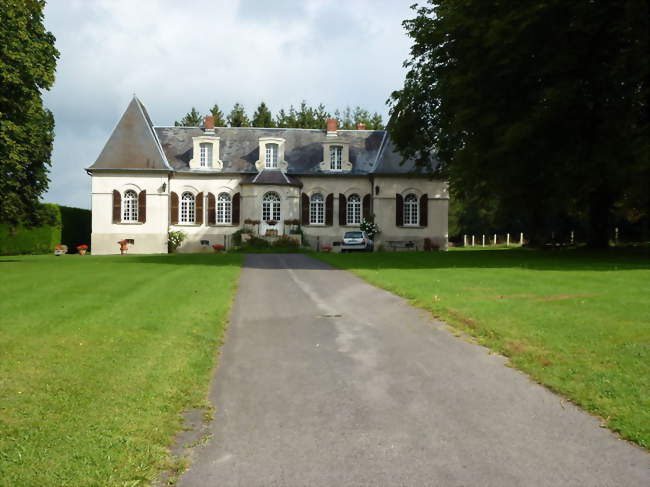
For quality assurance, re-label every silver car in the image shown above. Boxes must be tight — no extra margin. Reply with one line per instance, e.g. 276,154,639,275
341,231,373,252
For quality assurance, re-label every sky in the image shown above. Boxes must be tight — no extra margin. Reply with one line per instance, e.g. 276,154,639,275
42,0,415,209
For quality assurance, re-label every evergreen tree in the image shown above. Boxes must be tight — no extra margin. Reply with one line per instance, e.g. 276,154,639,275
174,107,202,126
227,103,250,127
389,0,649,247
252,101,275,127
368,113,384,130
0,0,59,226
314,103,330,129
209,104,226,126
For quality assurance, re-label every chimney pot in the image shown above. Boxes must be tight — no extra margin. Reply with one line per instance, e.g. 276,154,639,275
326,118,338,135
356,123,366,130
204,115,215,131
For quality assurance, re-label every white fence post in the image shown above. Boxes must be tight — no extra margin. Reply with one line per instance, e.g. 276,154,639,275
494,233,497,246
615,227,619,245
482,234,485,247
506,233,510,246
570,230,574,244
520,232,524,245
464,234,468,247
472,235,475,247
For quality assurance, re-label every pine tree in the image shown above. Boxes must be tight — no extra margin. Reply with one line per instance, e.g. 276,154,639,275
227,103,250,127
174,107,202,126
252,101,275,127
209,104,226,126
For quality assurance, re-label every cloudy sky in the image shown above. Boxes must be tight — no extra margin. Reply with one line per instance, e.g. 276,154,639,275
42,0,415,209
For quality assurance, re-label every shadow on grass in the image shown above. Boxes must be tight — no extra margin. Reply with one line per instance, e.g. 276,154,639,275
90,247,650,272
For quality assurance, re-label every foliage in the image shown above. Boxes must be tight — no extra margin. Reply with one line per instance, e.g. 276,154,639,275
252,101,275,127
360,216,380,240
316,248,650,449
272,235,300,249
389,0,649,248
231,229,244,246
0,0,59,227
174,107,202,126
209,103,226,127
227,102,250,127
0,222,60,255
59,205,91,253
0,253,241,484
167,230,186,253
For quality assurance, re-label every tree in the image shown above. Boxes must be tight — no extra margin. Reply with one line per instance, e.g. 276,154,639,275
389,1,649,247
209,104,226,127
174,107,202,126
252,101,275,127
0,0,59,226
227,103,250,127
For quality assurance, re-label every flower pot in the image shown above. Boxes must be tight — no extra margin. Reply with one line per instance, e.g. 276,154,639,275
78,249,87,256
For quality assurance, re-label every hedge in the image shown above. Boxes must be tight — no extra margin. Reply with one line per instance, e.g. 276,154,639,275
60,206,91,253
0,218,62,256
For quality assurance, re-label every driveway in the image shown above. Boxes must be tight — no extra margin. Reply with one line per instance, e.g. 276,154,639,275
179,253,648,486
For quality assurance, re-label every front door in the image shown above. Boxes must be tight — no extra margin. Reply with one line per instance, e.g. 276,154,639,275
261,191,283,236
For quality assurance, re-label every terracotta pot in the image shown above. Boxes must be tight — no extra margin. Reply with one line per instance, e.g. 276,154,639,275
78,249,87,256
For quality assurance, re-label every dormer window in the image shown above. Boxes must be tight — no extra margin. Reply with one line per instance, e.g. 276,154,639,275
330,146,342,171
190,136,222,170
265,143,278,168
200,143,213,167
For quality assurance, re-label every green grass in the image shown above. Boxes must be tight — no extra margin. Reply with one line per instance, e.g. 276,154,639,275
315,248,650,449
0,253,242,486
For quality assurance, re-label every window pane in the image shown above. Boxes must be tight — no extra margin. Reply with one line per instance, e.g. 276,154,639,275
122,190,138,222
347,194,361,225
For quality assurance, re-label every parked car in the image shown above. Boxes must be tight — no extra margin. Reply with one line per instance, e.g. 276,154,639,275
341,231,373,252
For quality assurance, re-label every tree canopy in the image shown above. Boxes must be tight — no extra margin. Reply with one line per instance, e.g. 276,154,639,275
389,0,648,247
209,104,226,127
252,101,275,127
0,0,59,226
227,102,250,127
174,107,202,127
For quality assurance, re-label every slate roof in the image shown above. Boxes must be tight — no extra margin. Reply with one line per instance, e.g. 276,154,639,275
240,170,303,187
89,97,427,176
89,97,170,171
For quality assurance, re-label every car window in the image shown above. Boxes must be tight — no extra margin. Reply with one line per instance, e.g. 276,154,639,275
345,232,363,238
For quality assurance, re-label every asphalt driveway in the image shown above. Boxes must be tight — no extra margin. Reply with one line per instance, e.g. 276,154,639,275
179,253,648,486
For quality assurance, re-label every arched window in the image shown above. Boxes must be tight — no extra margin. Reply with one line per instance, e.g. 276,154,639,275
262,192,281,221
347,194,361,225
123,190,138,222
217,192,232,224
310,193,324,224
404,193,419,226
180,192,195,223
330,146,342,171
265,143,278,168
199,143,213,167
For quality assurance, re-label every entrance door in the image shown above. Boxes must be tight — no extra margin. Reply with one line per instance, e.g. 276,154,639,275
261,191,283,236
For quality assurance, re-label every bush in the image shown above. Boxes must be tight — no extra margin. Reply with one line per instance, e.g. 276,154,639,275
272,235,300,249
0,222,61,255
244,236,270,249
168,230,186,253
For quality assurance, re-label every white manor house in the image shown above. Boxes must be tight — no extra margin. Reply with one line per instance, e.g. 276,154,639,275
88,97,448,254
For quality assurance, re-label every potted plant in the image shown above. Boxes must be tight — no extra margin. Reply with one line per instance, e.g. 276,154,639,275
118,239,129,255
54,244,68,256
321,244,332,253
212,243,225,253
76,244,89,255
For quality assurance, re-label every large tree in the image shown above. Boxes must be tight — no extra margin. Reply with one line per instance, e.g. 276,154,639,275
0,0,59,226
174,107,202,126
251,101,275,127
389,0,648,247
227,102,250,127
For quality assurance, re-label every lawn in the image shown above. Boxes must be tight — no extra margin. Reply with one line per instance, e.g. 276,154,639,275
0,253,241,486
316,248,650,449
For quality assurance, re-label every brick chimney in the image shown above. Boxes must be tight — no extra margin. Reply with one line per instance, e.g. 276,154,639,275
204,115,215,133
356,123,366,130
326,118,338,136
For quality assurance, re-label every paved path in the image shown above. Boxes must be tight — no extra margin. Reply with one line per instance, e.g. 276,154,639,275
179,254,648,486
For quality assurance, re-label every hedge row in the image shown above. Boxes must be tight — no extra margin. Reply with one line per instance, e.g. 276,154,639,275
0,204,91,255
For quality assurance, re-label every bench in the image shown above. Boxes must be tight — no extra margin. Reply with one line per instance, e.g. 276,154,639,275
386,240,417,251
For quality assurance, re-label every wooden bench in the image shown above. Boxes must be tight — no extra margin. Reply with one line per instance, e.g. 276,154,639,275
386,240,417,251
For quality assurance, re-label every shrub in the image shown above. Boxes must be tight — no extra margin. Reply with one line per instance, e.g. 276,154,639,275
244,236,270,249
168,230,186,253
360,216,380,240
0,203,62,255
59,206,91,253
272,235,299,249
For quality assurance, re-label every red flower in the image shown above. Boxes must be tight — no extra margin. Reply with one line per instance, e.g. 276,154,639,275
212,244,225,250
77,244,89,250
